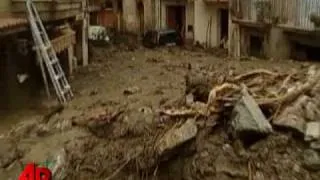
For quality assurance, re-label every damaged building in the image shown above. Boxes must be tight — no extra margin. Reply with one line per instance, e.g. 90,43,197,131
96,0,230,48
154,0,229,47
96,0,155,34
229,0,320,60
0,0,100,110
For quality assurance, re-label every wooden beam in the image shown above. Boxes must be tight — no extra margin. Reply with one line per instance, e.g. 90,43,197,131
68,45,74,75
82,0,89,66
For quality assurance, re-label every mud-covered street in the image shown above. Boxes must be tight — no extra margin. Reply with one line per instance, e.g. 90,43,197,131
1,45,320,180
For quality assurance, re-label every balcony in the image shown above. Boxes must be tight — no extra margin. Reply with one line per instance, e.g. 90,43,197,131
11,0,83,22
51,28,76,53
231,0,320,31
204,0,228,4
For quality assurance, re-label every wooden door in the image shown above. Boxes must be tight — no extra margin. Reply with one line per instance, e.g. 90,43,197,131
167,6,177,29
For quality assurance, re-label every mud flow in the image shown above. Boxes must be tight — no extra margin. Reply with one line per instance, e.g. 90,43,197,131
1,41,320,180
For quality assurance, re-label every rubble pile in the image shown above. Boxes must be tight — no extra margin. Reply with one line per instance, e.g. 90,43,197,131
37,66,320,179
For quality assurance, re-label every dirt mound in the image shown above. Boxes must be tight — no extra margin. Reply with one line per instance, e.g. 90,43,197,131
2,57,320,180
59,66,320,180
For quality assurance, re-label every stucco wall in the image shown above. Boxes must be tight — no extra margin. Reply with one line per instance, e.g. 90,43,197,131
122,0,140,33
122,0,154,34
144,0,154,32
194,1,219,47
186,1,194,40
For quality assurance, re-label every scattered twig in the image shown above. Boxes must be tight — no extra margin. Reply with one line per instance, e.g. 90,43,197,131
233,69,278,81
159,109,198,117
257,70,320,112
104,151,142,180
207,83,240,104
248,161,252,180
80,165,98,173
248,160,253,180
153,165,158,177
278,72,296,94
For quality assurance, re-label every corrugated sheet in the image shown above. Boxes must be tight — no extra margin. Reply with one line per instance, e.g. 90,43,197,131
233,0,320,30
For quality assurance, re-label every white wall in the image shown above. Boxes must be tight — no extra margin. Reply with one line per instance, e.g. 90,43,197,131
194,1,219,47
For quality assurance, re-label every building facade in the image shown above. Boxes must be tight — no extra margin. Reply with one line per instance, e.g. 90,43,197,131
154,0,229,47
0,0,100,110
229,0,320,60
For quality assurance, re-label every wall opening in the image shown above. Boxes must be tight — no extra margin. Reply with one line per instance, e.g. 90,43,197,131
249,35,264,58
219,9,229,49
137,2,144,34
291,42,320,61
104,0,113,9
166,5,186,40
117,0,123,32
90,12,98,25
0,43,7,110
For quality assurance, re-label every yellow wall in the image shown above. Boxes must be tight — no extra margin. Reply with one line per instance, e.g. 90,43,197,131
194,2,219,47
0,0,11,12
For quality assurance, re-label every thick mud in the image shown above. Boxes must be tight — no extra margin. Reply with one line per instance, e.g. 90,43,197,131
0,44,319,179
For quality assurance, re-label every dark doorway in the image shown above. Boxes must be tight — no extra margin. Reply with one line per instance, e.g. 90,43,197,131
166,5,186,40
0,43,7,110
249,35,264,58
219,9,229,48
291,42,320,61
137,2,144,34
90,12,98,25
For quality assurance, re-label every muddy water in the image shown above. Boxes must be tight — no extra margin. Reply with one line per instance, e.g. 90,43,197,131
0,110,40,134
0,92,49,135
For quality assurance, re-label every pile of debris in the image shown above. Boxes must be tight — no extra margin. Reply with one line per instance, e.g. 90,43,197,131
57,66,320,179
182,65,320,142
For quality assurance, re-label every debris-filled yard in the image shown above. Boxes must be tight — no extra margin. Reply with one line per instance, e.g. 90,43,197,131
1,42,320,180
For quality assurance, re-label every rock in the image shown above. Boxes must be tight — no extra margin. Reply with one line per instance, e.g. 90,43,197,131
185,66,216,102
155,119,197,155
123,86,140,95
304,99,320,121
303,149,320,170
310,141,320,150
185,93,194,106
215,154,248,178
305,122,320,142
89,89,98,96
293,164,301,173
0,139,20,169
231,87,273,136
273,95,308,134
253,171,265,180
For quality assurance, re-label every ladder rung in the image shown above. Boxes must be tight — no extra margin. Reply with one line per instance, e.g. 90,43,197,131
37,31,44,36
64,85,71,90
44,45,51,50
62,86,71,95
54,74,63,80
49,59,58,64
